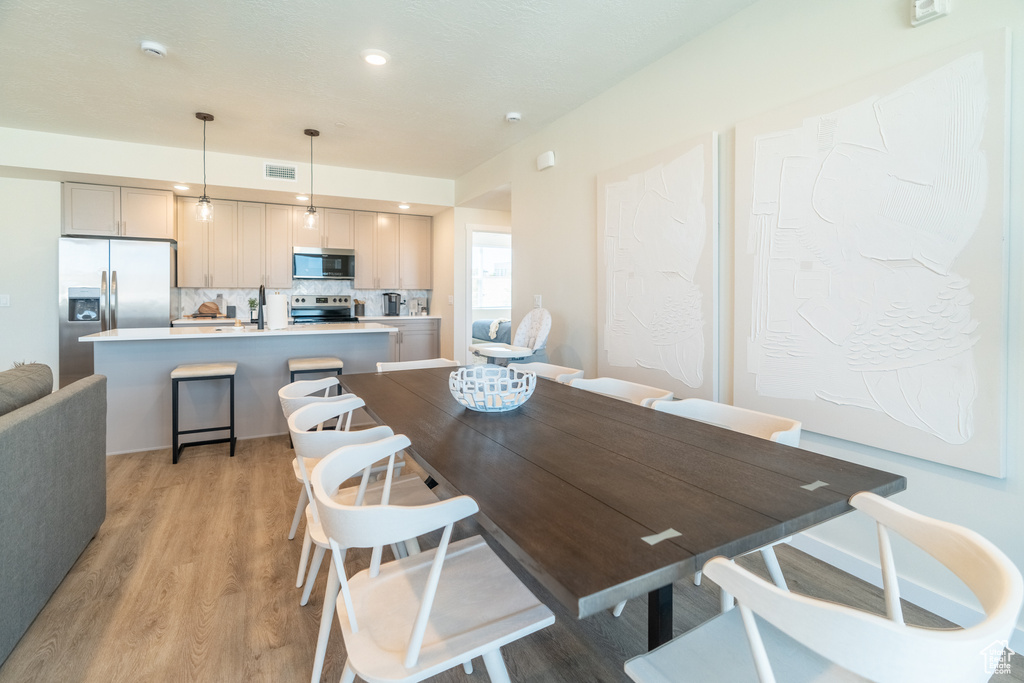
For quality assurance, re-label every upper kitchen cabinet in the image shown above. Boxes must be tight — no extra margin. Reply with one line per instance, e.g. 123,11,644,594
62,182,174,239
291,206,353,249
176,197,238,288
354,211,399,290
263,204,294,288
398,214,432,290
120,188,175,239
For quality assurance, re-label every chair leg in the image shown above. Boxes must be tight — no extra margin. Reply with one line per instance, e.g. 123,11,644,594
228,374,235,457
694,569,703,586
463,660,474,674
171,378,179,464
611,600,626,618
761,547,788,590
311,560,339,683
301,545,326,606
289,486,308,540
340,661,356,683
297,527,313,588
403,537,421,556
720,587,734,613
481,649,510,683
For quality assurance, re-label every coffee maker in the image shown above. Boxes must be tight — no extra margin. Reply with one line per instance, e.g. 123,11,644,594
382,292,401,316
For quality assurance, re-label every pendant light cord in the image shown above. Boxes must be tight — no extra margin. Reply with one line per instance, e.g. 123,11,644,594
202,119,208,197
309,134,314,209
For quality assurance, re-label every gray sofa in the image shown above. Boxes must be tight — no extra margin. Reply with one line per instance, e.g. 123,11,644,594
0,364,106,665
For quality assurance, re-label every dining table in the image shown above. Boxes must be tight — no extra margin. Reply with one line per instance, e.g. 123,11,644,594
341,367,907,650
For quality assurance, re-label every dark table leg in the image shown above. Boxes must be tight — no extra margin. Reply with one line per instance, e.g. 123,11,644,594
648,584,673,650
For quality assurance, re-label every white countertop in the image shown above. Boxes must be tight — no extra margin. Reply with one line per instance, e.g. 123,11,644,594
81,321,397,342
359,315,441,321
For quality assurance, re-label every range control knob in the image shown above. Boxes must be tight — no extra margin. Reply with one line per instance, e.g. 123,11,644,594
300,297,306,303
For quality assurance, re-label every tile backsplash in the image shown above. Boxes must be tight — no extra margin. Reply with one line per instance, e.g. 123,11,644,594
179,281,431,318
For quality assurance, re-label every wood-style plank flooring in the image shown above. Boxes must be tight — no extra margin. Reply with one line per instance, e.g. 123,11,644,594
1,435,1020,682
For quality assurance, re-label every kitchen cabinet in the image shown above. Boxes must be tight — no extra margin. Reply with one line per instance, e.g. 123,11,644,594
389,318,440,361
354,211,399,289
398,214,432,289
291,207,353,249
63,182,174,239
264,205,293,288
176,198,238,287
238,202,266,287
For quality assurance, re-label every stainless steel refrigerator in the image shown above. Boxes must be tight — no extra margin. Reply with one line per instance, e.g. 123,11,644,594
59,237,177,388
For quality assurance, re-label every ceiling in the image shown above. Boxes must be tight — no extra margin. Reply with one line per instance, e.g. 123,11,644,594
0,0,758,180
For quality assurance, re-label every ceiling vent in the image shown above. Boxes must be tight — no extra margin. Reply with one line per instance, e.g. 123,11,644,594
264,162,297,181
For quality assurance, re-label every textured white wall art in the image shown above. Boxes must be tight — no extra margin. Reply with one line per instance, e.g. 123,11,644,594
734,31,1009,476
597,133,718,400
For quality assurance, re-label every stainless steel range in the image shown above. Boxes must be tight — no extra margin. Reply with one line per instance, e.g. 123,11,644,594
290,294,358,324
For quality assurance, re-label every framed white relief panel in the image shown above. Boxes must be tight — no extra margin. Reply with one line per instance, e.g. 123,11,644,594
597,132,718,401
734,30,1009,476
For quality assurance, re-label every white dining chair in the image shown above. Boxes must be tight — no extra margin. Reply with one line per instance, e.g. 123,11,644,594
508,361,583,383
625,491,1024,683
470,308,553,364
653,398,801,594
377,358,460,372
278,377,404,541
311,434,556,683
569,376,673,407
290,402,439,683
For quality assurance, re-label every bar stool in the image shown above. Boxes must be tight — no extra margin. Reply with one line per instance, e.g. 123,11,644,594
171,362,237,464
288,357,344,386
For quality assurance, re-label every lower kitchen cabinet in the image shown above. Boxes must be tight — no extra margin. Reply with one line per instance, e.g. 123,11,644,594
389,319,440,361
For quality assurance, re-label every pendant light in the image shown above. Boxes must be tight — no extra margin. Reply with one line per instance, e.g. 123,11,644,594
303,128,320,230
195,112,214,222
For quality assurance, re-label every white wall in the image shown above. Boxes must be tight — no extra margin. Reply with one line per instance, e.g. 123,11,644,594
432,207,456,357
456,0,1024,636
0,178,61,380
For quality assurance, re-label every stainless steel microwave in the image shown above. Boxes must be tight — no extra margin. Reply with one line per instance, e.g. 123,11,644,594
292,247,355,280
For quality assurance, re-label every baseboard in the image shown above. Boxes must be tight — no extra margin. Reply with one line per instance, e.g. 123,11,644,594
789,534,1024,652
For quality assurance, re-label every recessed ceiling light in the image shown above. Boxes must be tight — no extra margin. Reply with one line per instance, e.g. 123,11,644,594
296,195,309,202
140,40,167,58
398,203,410,210
173,184,190,191
361,49,390,66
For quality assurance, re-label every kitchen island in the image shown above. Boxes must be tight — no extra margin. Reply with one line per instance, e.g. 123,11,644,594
81,322,397,455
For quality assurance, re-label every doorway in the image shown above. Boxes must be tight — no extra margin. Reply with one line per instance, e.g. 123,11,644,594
467,228,512,362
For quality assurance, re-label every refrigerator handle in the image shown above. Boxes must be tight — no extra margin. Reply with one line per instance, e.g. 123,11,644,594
100,270,109,332
111,270,118,330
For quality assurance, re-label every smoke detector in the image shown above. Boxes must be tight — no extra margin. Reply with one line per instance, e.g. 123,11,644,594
140,41,167,58
505,112,522,123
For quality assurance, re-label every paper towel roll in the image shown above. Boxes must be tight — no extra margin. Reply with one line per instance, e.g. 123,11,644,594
266,294,289,330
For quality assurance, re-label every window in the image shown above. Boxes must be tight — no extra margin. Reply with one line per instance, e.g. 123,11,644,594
471,232,511,310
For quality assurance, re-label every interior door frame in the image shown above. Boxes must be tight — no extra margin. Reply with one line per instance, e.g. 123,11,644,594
463,224,511,363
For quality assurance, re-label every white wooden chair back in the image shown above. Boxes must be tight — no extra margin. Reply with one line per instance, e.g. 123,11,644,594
512,308,552,351
311,435,481,668
652,398,802,447
508,361,583,383
288,400,395,527
569,377,673,407
376,358,460,372
704,492,1024,683
278,376,345,427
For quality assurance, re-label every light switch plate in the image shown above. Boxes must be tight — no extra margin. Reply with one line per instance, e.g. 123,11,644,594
448,295,454,305
534,294,542,308
0,294,9,307
911,0,950,26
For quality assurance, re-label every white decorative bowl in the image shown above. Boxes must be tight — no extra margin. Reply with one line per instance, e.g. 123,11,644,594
449,365,536,412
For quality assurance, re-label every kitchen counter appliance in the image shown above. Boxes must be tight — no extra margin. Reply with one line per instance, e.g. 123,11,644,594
290,294,358,324
383,292,401,316
59,237,177,388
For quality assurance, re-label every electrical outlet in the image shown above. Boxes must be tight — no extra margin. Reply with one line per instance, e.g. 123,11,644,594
534,294,542,308
0,294,9,307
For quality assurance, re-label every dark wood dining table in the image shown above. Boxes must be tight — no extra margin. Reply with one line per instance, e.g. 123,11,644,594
342,367,907,650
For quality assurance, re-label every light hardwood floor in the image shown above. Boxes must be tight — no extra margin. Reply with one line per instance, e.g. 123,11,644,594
1,436,1020,682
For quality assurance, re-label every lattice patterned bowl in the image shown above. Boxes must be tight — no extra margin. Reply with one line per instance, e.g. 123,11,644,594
449,365,536,412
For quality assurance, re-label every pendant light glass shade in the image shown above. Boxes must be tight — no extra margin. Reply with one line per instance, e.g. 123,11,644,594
196,196,214,222
195,112,215,223
304,206,318,230
302,128,320,230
